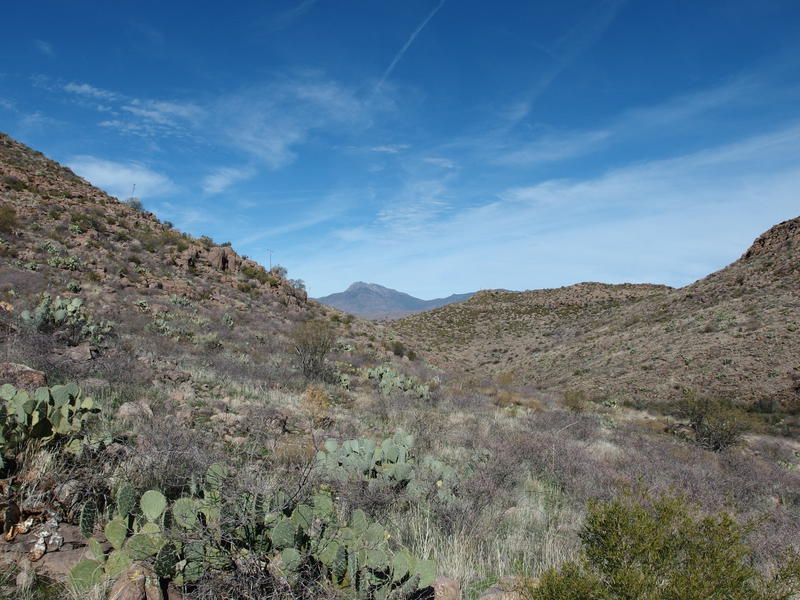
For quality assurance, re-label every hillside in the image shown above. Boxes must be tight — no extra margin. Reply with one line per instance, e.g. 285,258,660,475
316,281,474,320
0,131,362,391
393,222,800,420
1,133,799,600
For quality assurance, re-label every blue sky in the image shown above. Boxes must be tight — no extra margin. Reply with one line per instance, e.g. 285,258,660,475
2,1,800,298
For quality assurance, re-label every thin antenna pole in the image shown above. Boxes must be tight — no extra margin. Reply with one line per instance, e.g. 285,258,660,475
131,183,136,198
266,248,273,269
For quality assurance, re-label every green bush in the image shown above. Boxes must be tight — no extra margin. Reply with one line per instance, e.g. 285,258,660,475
527,490,800,600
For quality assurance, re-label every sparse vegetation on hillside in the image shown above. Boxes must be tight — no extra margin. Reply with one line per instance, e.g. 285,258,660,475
1,133,799,600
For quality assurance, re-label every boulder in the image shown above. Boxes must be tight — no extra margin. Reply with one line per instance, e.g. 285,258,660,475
108,562,162,600
117,401,154,420
433,576,461,600
477,577,538,600
0,363,47,389
207,246,242,272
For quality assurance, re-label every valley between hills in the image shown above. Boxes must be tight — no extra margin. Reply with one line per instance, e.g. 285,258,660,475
1,132,799,599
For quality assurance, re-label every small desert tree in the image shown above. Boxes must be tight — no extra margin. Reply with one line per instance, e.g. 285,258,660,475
291,319,336,380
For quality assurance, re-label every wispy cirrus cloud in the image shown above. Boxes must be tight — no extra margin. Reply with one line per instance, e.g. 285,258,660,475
66,155,177,200
216,76,377,169
202,166,256,194
422,157,456,169
369,144,409,154
64,82,118,100
495,129,611,166
33,40,54,57
296,122,800,297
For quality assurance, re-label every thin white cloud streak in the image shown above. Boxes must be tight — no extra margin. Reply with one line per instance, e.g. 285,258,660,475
422,157,456,169
489,76,763,167
495,130,611,166
369,144,410,154
236,194,356,247
376,0,446,91
66,156,177,200
512,0,627,120
269,0,320,31
297,123,800,297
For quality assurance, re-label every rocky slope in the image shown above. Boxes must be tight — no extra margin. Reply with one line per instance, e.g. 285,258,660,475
0,132,375,390
316,281,473,320
393,219,800,417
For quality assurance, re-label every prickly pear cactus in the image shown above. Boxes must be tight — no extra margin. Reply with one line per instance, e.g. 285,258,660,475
79,500,97,538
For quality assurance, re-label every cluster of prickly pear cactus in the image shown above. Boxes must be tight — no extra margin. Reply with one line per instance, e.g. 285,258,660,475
365,365,431,401
20,294,113,344
0,383,100,468
72,461,436,598
316,432,463,510
316,432,416,488
70,484,173,590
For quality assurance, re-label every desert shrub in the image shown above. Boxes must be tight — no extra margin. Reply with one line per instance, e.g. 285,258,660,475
69,212,103,233
679,391,751,451
0,204,18,233
291,319,336,381
2,175,27,191
563,389,588,412
387,340,407,357
271,264,288,278
241,264,275,286
527,489,800,600
302,383,331,425
123,197,143,211
289,278,306,291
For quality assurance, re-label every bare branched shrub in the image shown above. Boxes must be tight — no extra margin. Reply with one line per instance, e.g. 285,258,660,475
679,391,752,451
114,417,219,498
290,319,336,380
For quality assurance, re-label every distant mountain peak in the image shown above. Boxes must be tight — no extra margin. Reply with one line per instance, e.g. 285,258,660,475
316,282,474,320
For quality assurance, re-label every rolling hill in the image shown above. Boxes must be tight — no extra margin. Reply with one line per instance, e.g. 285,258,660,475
393,218,800,417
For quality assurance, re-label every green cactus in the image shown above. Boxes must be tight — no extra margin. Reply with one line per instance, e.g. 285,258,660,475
80,501,97,538
271,517,296,549
104,550,132,579
68,559,104,591
116,484,136,518
172,497,199,530
20,294,112,345
125,530,164,560
140,490,167,522
105,518,128,550
154,542,179,578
